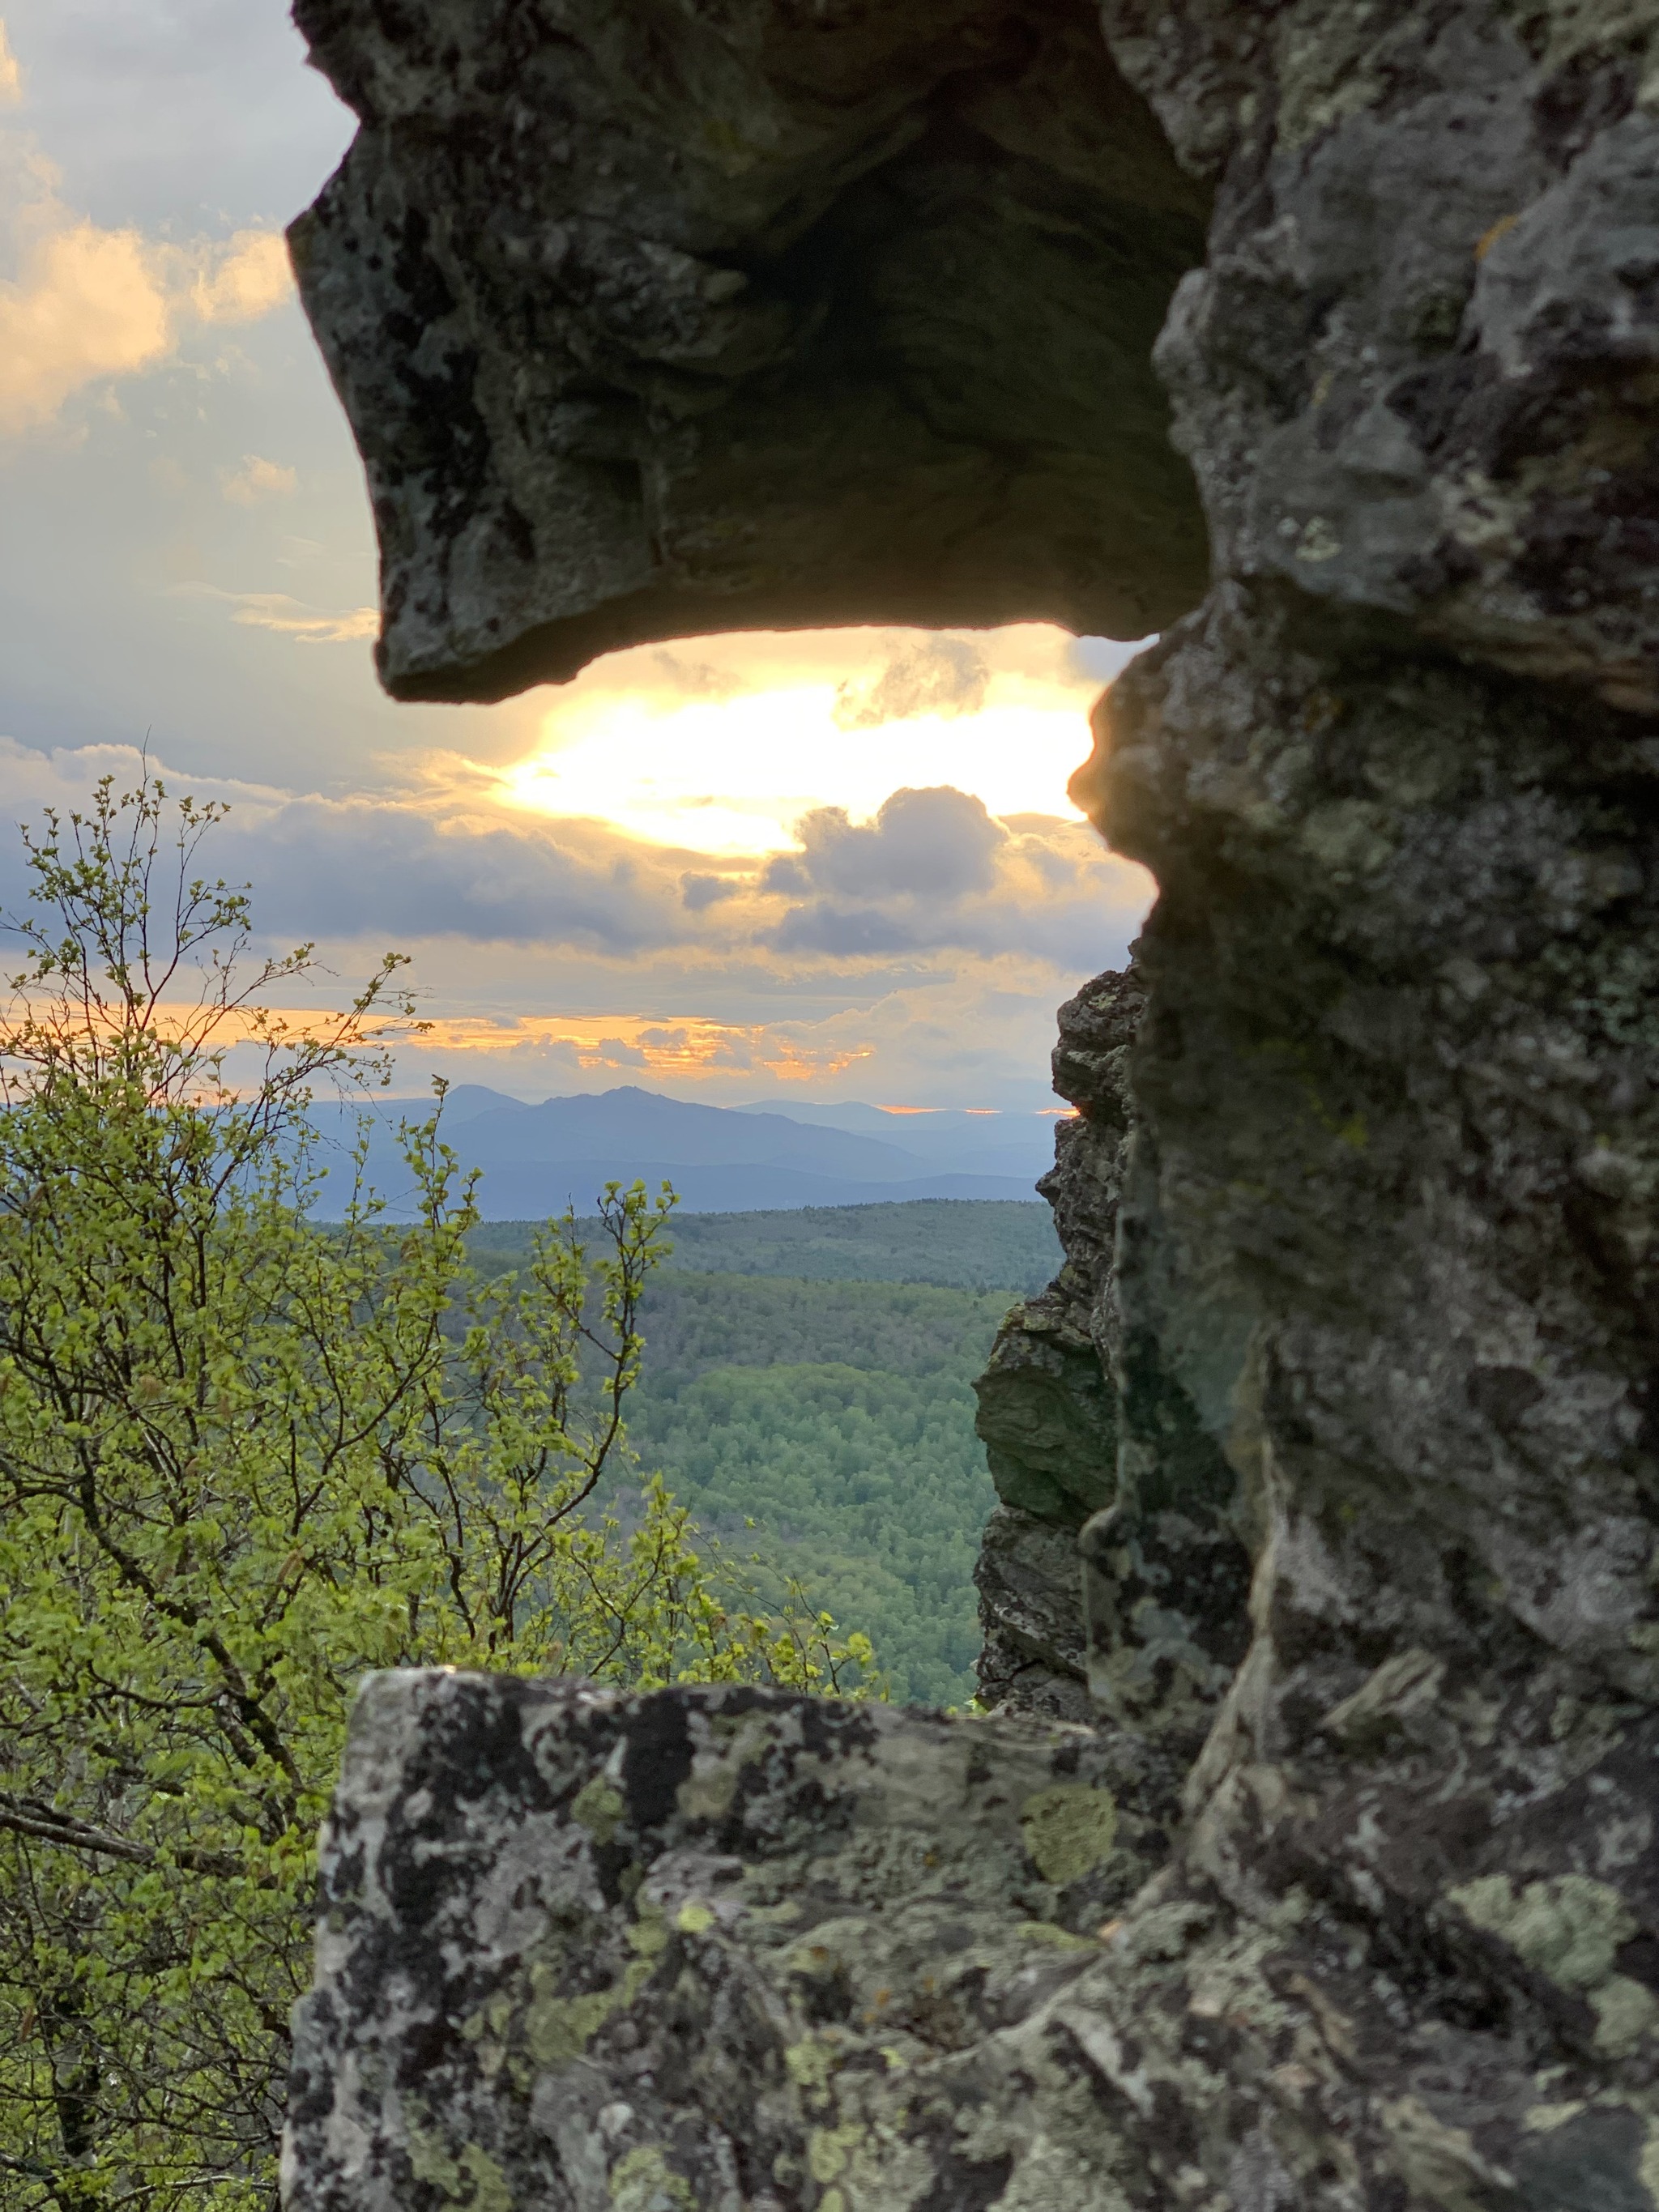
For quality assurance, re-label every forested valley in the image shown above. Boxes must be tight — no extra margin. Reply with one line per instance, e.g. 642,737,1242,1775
482,1257,1051,1706
471,1208,1059,1704
0,777,1053,2206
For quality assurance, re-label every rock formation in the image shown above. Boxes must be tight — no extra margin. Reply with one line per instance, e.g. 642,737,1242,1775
973,965,1252,1775
288,0,1209,699
285,1,1659,2205
284,1671,1183,2212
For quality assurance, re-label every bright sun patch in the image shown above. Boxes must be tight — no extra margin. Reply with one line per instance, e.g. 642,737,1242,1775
490,624,1133,854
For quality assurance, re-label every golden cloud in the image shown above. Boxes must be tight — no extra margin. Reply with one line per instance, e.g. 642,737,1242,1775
189,231,293,326
0,212,173,436
228,593,377,642
0,175,295,438
169,586,377,642
490,624,1118,852
0,20,23,105
128,1003,874,1092
394,1012,875,1086
220,454,299,505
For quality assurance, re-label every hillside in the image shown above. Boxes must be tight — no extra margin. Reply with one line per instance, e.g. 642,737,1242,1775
459,1211,1060,1703
467,1196,1060,1294
301,1085,1058,1217
617,1272,1013,1706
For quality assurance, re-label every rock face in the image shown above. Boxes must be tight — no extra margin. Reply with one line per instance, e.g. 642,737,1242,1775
284,1671,1183,2212
284,1,1659,2206
973,965,1252,1770
288,0,1209,700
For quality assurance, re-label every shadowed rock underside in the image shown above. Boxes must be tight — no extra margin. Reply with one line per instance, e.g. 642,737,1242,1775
288,0,1210,699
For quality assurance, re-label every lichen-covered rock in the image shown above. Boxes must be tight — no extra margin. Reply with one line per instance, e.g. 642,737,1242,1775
1060,6,1659,2201
1096,0,1659,718
968,969,1141,1714
288,1666,1659,2211
973,1505,1095,1724
971,1291,1117,1529
287,0,1209,700
971,965,1247,1747
281,1671,1179,2212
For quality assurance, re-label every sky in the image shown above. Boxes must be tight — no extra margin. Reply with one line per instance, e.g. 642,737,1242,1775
0,1,1156,1111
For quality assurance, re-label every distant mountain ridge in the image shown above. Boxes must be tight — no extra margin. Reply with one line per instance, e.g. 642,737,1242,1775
301,1084,1057,1219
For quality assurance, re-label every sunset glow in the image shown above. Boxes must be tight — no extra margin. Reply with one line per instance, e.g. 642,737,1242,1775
173,1006,881,1089
488,625,1120,855
0,0,1154,1111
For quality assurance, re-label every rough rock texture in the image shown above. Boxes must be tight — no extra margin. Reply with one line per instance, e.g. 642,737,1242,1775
288,0,1209,700
284,1,1659,2206
1059,5,1659,2199
969,971,1133,1722
283,1671,1184,2211
973,965,1252,1762
973,1505,1095,1724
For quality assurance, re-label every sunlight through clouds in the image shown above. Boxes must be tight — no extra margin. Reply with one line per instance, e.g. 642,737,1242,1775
0,734,1154,1106
0,0,1158,1110
493,624,1128,854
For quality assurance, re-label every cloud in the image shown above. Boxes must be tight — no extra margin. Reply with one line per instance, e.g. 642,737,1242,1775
493,621,1126,851
221,454,297,505
213,798,695,953
0,738,1155,1108
761,786,1148,969
190,230,293,325
780,786,1004,901
0,739,1153,979
0,737,703,957
680,872,741,912
0,166,294,438
172,586,377,642
0,20,22,106
832,637,988,730
0,204,173,437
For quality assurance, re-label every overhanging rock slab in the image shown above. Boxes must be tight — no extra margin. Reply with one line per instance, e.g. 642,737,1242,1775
288,0,1210,699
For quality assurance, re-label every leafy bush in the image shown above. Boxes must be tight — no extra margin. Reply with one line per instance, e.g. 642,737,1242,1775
0,778,872,2210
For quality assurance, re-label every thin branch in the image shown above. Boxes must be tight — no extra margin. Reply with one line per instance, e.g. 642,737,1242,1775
0,1796,240,1877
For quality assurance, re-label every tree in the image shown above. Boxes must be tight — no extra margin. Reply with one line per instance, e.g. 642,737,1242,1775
0,775,873,2210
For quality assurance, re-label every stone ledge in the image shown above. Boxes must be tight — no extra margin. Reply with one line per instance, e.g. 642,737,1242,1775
282,1670,1178,2211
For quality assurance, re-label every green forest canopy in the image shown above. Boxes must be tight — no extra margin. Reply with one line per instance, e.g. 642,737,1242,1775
604,1262,1034,1706
469,1208,1060,1704
467,1196,1060,1293
0,778,877,2210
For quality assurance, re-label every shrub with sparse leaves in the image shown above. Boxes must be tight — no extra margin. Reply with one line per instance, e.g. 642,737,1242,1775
0,777,875,2210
